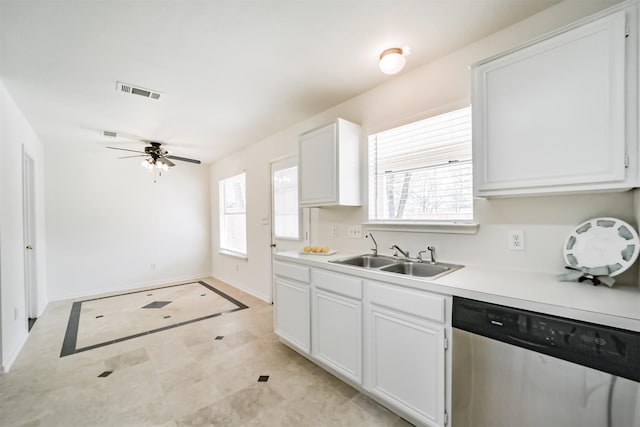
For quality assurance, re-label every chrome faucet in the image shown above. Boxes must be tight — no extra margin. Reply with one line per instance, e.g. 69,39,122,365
427,246,436,264
418,246,437,264
390,244,410,259
366,232,378,256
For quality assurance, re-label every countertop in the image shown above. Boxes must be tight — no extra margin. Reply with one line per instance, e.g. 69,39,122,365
275,251,640,332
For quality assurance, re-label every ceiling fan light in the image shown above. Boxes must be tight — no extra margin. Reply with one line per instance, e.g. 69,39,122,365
141,159,149,168
379,47,407,75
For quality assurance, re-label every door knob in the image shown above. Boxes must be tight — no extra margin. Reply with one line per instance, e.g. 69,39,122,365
270,244,276,248
26,245,33,250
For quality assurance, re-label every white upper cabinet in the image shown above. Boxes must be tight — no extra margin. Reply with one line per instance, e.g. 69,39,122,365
299,118,361,207
473,6,638,197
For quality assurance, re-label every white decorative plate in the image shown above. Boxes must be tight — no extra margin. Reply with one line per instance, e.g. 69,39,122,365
563,217,639,277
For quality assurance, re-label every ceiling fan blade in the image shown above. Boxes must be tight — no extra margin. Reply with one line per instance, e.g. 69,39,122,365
159,157,175,167
106,146,146,154
118,155,148,159
166,155,201,164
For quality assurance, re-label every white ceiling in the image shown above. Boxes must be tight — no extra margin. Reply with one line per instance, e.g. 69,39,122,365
0,0,562,164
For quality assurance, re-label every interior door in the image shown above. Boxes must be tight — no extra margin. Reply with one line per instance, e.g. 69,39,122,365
22,150,38,325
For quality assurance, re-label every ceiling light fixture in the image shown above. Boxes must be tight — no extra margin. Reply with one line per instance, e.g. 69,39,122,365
378,47,411,75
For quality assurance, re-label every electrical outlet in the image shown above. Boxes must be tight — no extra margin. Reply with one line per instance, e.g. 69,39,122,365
150,263,156,270
331,225,338,237
348,225,362,238
508,230,526,251
14,307,18,320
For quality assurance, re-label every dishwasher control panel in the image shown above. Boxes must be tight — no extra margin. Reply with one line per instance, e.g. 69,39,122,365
453,297,640,382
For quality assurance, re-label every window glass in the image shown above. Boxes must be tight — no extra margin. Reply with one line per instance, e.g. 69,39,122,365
368,106,473,222
219,172,247,255
273,166,300,239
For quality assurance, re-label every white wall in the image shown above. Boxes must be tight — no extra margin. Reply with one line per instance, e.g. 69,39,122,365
0,80,48,371
45,142,211,300
210,0,639,301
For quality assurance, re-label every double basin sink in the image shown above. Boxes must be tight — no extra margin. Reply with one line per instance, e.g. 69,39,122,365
329,254,463,279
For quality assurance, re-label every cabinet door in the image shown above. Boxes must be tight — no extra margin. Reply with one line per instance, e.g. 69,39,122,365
366,304,446,427
299,123,337,206
274,278,310,354
473,11,628,196
312,288,362,384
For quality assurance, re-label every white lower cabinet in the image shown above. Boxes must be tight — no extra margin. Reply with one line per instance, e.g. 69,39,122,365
273,261,311,354
311,269,363,384
364,281,448,427
273,259,450,427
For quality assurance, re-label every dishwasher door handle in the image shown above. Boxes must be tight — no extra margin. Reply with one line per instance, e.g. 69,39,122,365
507,335,553,350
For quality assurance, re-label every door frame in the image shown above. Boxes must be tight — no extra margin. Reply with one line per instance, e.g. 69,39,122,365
269,155,310,301
22,148,38,324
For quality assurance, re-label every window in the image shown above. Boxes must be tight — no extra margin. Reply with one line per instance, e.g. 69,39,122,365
368,106,473,222
273,166,300,239
219,172,247,256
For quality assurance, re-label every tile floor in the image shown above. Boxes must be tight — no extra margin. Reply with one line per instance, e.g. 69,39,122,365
0,277,413,426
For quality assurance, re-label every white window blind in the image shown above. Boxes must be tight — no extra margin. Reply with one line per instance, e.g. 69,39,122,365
273,166,300,239
219,172,247,255
368,106,473,222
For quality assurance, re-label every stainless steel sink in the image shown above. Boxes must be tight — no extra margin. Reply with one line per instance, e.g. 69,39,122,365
379,261,463,278
330,254,463,279
329,254,397,269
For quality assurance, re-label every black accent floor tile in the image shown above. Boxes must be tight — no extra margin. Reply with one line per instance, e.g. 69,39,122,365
163,315,171,319
201,294,206,296
258,375,269,382
142,301,171,309
95,315,104,319
98,371,113,378
215,335,224,340
60,281,249,358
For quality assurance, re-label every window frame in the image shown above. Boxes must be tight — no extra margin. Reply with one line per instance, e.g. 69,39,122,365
219,172,248,257
366,106,478,234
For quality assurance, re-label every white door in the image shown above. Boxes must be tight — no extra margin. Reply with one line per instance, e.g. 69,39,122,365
270,156,309,253
22,150,38,324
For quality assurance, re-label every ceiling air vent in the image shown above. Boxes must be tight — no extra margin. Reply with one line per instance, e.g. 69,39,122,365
116,81,163,101
103,130,118,138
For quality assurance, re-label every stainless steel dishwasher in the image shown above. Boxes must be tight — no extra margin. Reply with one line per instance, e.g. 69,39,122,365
452,297,640,427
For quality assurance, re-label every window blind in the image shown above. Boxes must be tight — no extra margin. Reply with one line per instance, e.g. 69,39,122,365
368,106,473,221
219,172,247,255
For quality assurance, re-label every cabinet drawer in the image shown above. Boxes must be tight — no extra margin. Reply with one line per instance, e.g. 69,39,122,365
367,281,445,324
312,269,362,300
274,261,310,283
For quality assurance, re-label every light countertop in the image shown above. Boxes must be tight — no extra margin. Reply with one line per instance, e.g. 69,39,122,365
275,251,640,332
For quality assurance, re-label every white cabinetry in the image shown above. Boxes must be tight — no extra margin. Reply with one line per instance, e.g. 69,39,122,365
299,118,361,207
273,261,311,353
473,7,638,197
364,281,448,427
311,269,362,384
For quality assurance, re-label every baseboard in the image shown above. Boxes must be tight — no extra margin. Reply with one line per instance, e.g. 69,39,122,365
2,330,29,373
210,272,271,303
48,273,210,302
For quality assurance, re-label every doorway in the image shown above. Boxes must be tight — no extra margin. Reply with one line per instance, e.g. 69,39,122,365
269,156,310,297
22,149,38,331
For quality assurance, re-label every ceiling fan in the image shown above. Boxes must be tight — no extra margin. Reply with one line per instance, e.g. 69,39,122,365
105,135,201,172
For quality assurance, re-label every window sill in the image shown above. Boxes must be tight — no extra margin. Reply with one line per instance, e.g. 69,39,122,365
219,249,248,260
363,221,479,235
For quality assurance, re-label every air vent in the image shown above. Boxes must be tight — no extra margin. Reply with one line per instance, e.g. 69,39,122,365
103,130,117,138
116,81,163,101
